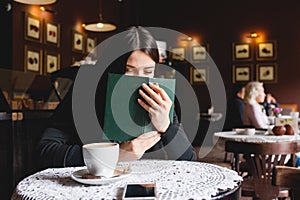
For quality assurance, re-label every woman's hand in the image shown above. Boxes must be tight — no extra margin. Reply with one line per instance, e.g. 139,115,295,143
118,131,161,161
138,82,172,133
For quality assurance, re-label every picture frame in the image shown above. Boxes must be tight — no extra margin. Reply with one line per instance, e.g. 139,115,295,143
156,40,167,62
24,12,42,43
257,41,277,60
256,63,278,83
86,37,97,55
72,31,85,53
171,47,185,61
24,45,42,74
44,50,60,75
44,20,60,47
190,67,208,84
232,43,251,61
232,64,253,83
191,44,209,62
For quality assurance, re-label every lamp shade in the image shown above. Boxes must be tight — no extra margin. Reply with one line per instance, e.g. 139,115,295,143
84,22,116,32
14,0,56,5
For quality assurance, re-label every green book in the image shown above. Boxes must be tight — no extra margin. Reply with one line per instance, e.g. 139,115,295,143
103,73,176,142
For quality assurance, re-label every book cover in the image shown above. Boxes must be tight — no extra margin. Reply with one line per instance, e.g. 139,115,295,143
103,73,176,142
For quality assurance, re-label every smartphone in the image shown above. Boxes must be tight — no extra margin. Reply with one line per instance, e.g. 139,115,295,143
122,183,156,200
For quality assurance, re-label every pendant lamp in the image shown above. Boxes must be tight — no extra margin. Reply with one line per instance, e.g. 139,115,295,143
84,0,116,32
14,0,56,5
84,13,116,32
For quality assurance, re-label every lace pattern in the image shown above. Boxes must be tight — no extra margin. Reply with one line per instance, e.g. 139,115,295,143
11,160,242,200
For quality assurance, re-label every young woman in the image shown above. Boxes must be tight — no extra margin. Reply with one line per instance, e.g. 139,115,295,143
242,81,269,129
38,26,196,168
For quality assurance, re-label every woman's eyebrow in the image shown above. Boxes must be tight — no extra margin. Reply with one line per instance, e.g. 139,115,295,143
126,64,155,68
126,64,136,68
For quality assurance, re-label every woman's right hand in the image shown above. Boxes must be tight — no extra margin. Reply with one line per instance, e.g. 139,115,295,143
118,131,161,161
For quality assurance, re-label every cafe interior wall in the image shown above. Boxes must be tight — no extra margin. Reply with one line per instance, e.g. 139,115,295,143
3,0,300,112
136,0,300,113
6,0,135,100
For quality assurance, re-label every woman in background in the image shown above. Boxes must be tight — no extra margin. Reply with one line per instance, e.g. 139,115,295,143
243,81,268,129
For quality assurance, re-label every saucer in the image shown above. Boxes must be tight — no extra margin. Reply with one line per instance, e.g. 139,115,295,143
71,166,131,185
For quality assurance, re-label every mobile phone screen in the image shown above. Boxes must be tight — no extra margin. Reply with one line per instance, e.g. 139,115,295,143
123,183,156,199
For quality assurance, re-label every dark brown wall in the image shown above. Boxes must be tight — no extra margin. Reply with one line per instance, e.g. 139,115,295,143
137,0,300,110
12,0,135,72
8,0,300,110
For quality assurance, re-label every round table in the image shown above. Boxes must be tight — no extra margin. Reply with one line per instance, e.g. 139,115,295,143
213,131,300,160
11,159,242,200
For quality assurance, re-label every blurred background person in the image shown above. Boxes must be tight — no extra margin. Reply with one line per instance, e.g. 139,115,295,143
262,93,280,116
243,81,268,129
223,83,245,131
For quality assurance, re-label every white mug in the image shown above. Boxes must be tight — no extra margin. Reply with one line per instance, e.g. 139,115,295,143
290,111,299,119
82,142,119,177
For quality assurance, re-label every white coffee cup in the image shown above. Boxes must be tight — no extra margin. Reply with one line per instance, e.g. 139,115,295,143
82,142,119,177
290,111,299,119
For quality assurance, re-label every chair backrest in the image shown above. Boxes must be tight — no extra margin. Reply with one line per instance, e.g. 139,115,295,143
273,166,300,200
280,103,298,115
225,141,299,199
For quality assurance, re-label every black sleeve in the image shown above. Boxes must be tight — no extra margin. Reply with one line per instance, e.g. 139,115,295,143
38,128,84,168
160,113,197,161
38,86,84,168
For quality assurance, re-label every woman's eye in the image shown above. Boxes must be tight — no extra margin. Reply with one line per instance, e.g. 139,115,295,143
144,70,153,74
126,68,134,72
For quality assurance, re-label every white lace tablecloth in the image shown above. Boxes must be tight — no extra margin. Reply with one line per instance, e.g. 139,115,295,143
213,131,300,154
11,160,242,200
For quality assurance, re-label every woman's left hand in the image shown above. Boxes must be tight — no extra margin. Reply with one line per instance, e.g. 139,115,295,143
138,82,172,133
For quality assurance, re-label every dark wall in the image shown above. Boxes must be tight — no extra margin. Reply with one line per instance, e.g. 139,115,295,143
136,0,300,110
11,0,136,72
0,0,12,68
7,0,300,110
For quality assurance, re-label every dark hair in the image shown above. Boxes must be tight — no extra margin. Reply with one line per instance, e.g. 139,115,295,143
125,26,159,63
107,26,159,74
232,83,246,96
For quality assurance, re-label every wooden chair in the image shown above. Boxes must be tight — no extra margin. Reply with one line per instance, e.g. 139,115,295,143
273,166,300,200
280,104,298,115
225,141,299,199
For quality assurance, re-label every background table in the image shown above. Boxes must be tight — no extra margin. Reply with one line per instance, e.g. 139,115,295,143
213,131,300,160
11,159,242,200
214,131,300,144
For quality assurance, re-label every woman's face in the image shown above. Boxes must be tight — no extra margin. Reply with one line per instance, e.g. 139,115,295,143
256,86,266,103
125,50,156,78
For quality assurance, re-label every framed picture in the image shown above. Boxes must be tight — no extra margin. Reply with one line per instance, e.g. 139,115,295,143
24,46,42,74
72,31,85,53
256,63,278,83
86,37,97,55
44,20,60,47
190,67,208,84
232,43,251,61
257,41,277,60
171,47,185,61
44,51,60,75
156,40,167,62
24,13,42,42
191,45,209,62
232,64,253,83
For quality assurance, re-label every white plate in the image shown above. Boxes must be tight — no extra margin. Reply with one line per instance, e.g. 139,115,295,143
254,130,269,135
71,166,131,185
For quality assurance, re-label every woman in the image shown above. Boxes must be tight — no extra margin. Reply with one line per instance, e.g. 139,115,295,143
243,81,268,129
38,26,196,168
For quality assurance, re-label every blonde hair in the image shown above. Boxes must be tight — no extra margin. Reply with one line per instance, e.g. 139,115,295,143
244,81,263,104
